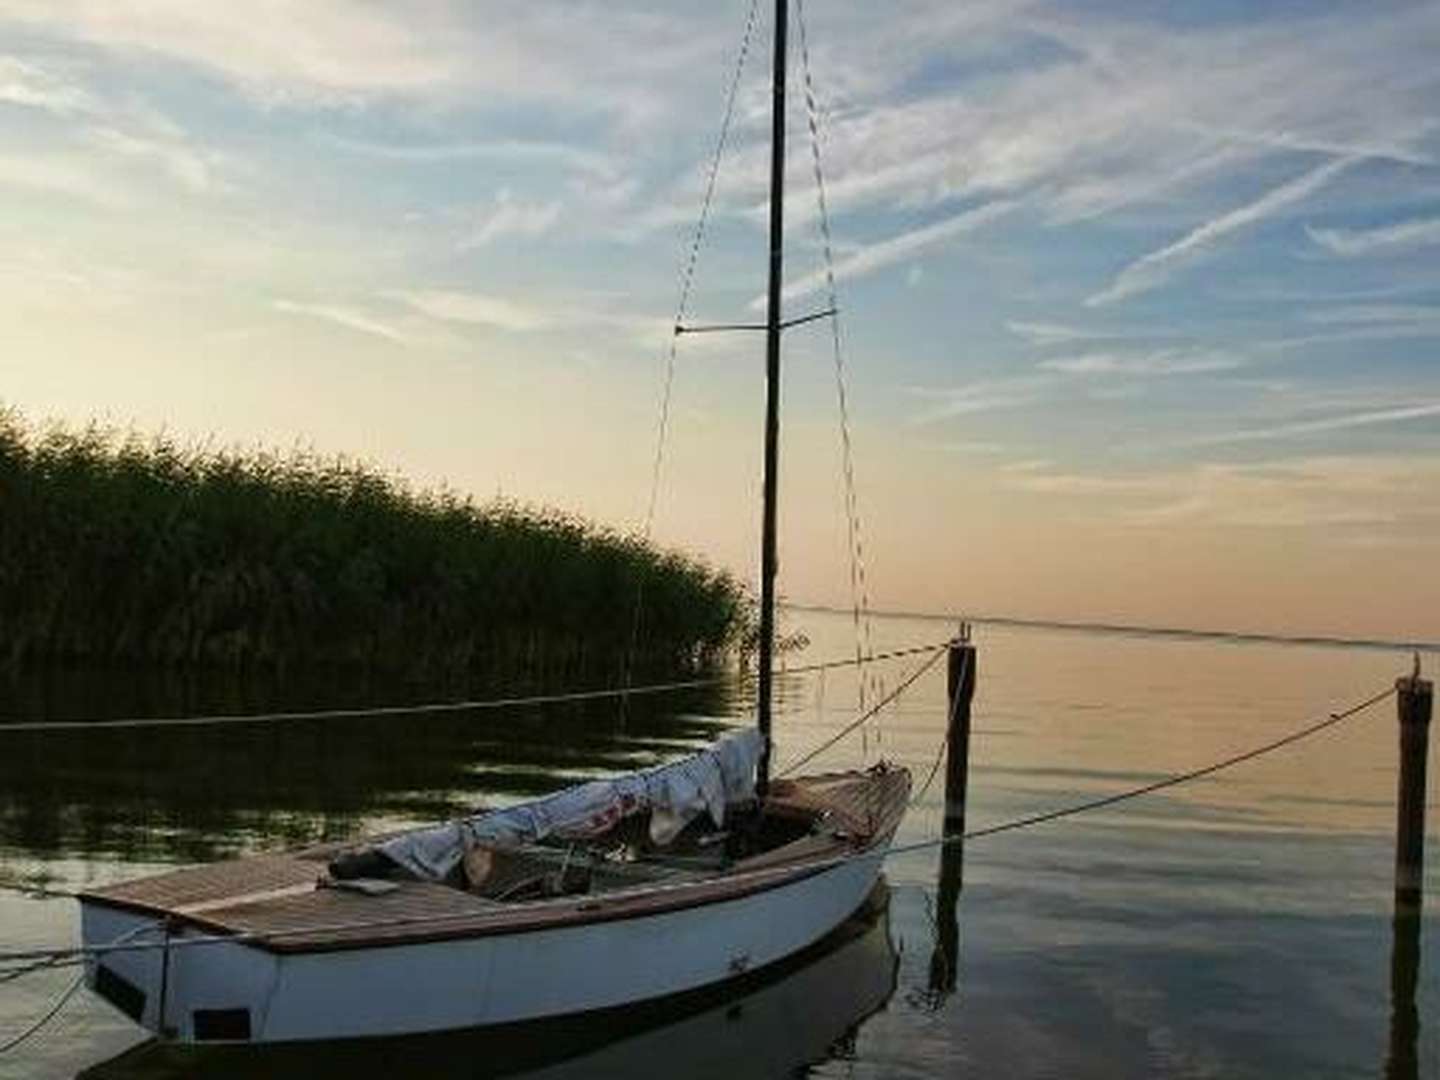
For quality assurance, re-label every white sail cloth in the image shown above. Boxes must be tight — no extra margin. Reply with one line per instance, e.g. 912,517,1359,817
378,728,765,882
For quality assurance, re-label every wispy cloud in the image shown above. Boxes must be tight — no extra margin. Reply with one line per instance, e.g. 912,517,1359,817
457,191,562,251
396,289,549,332
0,151,128,206
0,3,733,127
1006,321,1135,346
86,125,219,193
769,199,1015,307
272,299,410,346
320,133,615,177
0,55,93,114
1307,216,1440,257
905,373,1051,426
1181,402,1440,448
1086,156,1356,307
1037,348,1244,376
1303,304,1440,326
998,455,1440,533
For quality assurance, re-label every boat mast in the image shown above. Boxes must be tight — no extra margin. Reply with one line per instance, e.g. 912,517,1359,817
757,0,787,797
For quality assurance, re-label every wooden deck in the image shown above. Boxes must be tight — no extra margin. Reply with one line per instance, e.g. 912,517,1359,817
80,768,910,954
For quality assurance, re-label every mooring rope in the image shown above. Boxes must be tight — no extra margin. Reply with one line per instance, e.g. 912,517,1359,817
0,677,1399,975
0,640,950,735
908,646,967,808
777,644,948,777
0,677,1397,973
896,682,1399,849
0,921,158,1057
0,972,83,1055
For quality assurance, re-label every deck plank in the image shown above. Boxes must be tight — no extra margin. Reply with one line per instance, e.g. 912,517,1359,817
80,769,912,953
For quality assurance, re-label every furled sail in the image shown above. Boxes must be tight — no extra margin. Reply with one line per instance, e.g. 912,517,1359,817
379,728,765,882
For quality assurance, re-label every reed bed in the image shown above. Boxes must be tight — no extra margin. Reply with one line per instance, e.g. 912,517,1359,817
0,409,750,682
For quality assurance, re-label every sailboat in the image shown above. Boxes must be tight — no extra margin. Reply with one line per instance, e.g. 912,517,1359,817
76,0,912,1045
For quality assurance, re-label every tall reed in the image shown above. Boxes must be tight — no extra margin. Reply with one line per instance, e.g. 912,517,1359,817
0,408,750,682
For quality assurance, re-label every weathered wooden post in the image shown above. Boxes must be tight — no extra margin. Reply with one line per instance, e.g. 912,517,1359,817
928,623,975,1001
944,624,977,839
1383,664,1430,1080
1393,667,1431,915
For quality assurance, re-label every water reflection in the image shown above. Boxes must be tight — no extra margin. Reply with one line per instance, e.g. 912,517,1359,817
927,833,963,1004
76,885,897,1080
1384,912,1422,1080
0,665,740,865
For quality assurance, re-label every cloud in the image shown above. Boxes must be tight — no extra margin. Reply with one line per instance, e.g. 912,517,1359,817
1307,216,1440,257
320,134,616,178
1303,304,1440,326
86,125,218,192
710,3,1439,238
1007,321,1121,346
396,289,549,332
0,3,732,125
999,455,1440,533
1086,156,1356,307
1181,402,1440,448
769,199,1015,307
272,299,409,345
0,151,128,205
905,373,1051,425
0,55,94,113
457,191,562,251
0,54,230,198
1173,119,1434,169
1037,348,1244,376
938,439,1012,455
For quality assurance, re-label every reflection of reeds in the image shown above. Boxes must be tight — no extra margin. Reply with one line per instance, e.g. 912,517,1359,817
0,408,749,680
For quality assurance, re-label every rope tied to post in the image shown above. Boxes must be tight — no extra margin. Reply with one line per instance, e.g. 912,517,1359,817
0,676,1402,976
0,641,951,735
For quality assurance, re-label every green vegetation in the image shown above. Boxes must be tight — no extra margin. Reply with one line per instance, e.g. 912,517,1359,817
0,408,750,681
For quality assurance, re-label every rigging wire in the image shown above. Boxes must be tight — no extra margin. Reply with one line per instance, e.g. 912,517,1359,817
621,0,762,705
795,0,878,758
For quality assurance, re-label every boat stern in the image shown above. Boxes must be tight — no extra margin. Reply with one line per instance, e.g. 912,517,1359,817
80,898,279,1043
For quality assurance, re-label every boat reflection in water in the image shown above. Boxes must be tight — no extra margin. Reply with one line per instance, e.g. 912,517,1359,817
78,883,898,1080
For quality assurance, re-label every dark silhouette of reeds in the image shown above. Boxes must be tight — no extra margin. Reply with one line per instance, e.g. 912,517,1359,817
0,408,749,682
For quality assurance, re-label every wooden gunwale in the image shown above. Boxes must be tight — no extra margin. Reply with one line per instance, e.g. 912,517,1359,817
78,769,910,956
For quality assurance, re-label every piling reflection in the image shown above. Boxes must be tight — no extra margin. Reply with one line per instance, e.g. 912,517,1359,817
1383,912,1421,1080
77,884,898,1080
927,830,963,1002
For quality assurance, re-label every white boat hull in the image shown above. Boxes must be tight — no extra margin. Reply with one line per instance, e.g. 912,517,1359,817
82,849,886,1044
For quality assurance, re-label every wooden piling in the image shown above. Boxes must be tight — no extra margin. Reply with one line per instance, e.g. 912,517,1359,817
944,625,977,836
928,625,976,1002
1393,670,1431,915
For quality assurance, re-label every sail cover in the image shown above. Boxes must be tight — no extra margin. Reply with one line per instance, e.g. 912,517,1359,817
379,728,765,882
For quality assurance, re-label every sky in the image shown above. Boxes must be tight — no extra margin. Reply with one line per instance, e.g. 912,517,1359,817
1,1,1438,641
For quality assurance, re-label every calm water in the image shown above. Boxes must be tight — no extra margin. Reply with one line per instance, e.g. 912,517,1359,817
1,612,1436,1079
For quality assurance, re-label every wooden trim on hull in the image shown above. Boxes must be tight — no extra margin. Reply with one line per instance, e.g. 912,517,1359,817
79,768,911,957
